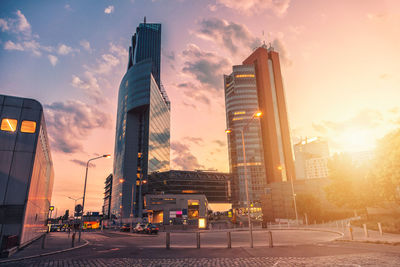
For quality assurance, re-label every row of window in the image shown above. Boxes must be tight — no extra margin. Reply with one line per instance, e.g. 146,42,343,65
0,118,36,133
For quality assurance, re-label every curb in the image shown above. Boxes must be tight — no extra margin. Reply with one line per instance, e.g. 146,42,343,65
0,239,90,264
337,239,400,246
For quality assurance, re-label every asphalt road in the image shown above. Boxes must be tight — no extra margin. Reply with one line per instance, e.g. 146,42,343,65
2,229,400,266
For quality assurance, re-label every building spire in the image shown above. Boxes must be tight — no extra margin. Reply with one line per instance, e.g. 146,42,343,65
144,16,146,24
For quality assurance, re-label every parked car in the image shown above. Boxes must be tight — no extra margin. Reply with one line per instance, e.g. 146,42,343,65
133,223,146,233
120,224,131,232
49,224,60,232
144,223,159,234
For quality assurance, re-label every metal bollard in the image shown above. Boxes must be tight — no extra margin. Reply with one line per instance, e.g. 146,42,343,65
227,232,231,248
378,222,383,236
166,232,170,249
41,234,46,249
336,221,339,228
363,224,369,238
71,233,76,248
348,226,353,240
196,232,200,249
268,231,273,248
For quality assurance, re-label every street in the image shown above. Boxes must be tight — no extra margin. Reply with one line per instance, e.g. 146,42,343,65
2,229,400,266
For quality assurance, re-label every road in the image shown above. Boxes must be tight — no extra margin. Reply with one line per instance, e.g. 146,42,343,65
2,229,400,266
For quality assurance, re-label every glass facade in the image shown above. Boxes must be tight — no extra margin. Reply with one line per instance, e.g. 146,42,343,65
224,65,267,208
0,95,54,249
111,21,170,221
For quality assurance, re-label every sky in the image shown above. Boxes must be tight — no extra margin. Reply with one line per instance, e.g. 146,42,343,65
1,0,399,215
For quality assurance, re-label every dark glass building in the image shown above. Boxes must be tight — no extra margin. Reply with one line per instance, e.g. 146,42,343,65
102,174,112,219
0,95,54,252
146,170,232,203
111,21,170,221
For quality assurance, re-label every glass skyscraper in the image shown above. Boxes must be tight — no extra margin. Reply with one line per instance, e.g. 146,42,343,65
111,21,170,221
224,45,296,208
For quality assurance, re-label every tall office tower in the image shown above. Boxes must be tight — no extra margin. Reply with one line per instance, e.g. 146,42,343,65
294,137,330,179
111,20,170,221
224,45,295,208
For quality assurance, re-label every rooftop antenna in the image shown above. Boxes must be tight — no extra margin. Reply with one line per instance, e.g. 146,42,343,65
144,16,146,24
262,30,266,46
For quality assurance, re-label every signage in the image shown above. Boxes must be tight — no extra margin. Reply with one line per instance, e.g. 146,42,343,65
49,206,54,211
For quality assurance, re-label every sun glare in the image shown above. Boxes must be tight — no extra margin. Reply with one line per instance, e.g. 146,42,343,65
338,129,376,152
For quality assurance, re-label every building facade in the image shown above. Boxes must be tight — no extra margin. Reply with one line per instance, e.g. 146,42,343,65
144,194,208,225
224,45,296,208
294,137,329,179
102,174,112,219
0,95,54,251
111,21,170,221
146,170,231,203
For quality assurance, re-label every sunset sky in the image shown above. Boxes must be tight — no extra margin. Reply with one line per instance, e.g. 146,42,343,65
1,0,399,215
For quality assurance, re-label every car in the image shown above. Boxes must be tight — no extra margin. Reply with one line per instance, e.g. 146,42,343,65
133,223,146,233
144,223,159,234
120,224,131,232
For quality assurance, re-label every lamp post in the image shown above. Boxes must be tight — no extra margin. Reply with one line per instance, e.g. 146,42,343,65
67,196,83,219
226,111,262,248
78,154,111,242
277,165,299,224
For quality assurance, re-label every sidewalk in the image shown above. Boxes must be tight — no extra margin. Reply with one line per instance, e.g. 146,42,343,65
306,222,400,245
0,231,88,263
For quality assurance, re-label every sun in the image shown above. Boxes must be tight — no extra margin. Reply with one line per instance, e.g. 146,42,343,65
337,128,376,152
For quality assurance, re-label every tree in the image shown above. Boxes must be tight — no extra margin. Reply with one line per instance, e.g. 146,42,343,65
296,193,321,223
62,209,69,220
324,153,380,217
372,128,400,203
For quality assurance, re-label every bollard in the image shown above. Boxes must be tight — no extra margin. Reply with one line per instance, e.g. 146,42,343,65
41,234,46,249
71,233,76,248
166,232,170,249
336,221,338,228
227,232,232,248
348,226,353,240
363,224,369,238
68,228,70,238
378,222,383,236
268,231,273,248
196,232,200,249
341,220,344,228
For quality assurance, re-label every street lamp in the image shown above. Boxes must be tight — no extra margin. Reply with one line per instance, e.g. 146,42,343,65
226,110,262,248
79,154,111,242
277,165,299,225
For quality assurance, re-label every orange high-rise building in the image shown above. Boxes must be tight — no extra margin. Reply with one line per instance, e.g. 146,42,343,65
224,45,295,207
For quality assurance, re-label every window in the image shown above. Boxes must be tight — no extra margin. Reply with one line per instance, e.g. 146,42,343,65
1,118,17,132
21,120,36,133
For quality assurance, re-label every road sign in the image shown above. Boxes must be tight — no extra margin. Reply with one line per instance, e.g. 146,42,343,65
49,206,54,211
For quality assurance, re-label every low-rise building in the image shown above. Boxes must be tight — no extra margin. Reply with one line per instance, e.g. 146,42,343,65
144,194,208,225
0,95,54,253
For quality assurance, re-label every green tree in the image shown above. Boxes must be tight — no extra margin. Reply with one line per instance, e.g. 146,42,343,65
296,193,321,223
373,129,400,203
324,153,379,217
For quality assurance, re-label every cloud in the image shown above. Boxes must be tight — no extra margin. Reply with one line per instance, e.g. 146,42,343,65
64,4,72,11
44,101,112,153
216,0,290,16
48,54,58,66
171,141,204,170
15,10,32,36
80,40,91,52
366,13,387,21
57,43,76,55
104,5,115,14
213,140,226,147
162,49,175,61
71,71,103,103
196,18,292,66
196,18,260,55
0,10,32,37
70,159,96,168
182,43,230,89
183,137,204,145
0,18,9,31
178,82,211,107
271,38,292,66
4,40,24,51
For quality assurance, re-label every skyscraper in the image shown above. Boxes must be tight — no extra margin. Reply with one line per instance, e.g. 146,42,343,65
111,20,170,221
224,45,295,208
